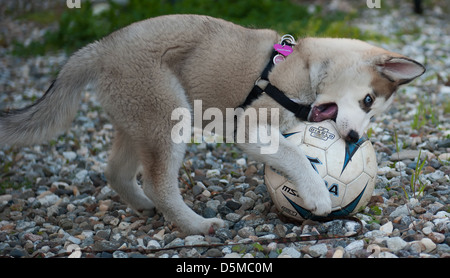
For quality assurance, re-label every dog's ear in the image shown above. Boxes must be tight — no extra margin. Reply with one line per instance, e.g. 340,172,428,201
375,56,426,85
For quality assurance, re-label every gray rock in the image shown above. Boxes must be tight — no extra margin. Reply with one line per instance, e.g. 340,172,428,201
226,213,242,222
38,193,60,207
389,204,409,218
280,247,301,258
390,150,428,161
345,240,365,255
205,248,223,257
67,236,81,245
63,151,77,161
386,237,408,252
112,251,129,258
10,247,27,258
308,243,328,257
237,226,255,238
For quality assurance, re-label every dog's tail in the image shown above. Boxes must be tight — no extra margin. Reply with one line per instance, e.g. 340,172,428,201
0,43,100,146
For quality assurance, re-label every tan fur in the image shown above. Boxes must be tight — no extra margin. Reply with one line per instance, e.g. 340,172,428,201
0,15,425,235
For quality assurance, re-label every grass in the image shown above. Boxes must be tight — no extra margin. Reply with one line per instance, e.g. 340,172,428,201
387,130,428,201
11,0,387,57
409,150,427,199
411,98,440,130
0,149,35,195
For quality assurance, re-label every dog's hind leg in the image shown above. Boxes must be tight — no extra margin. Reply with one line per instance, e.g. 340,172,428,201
105,129,155,214
101,66,224,235
138,137,225,235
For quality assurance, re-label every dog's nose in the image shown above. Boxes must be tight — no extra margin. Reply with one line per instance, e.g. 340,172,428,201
346,130,359,143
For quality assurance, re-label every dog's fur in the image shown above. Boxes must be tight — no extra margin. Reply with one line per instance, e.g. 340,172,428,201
0,15,425,235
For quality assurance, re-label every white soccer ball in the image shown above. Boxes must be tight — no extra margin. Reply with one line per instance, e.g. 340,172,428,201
264,120,377,221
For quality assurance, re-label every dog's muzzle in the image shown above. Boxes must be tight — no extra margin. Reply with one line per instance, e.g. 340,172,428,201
346,130,360,143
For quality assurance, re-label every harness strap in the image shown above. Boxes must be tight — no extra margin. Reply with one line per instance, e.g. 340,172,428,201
264,83,311,121
239,44,311,121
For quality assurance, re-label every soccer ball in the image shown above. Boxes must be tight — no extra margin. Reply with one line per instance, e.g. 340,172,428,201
264,120,377,221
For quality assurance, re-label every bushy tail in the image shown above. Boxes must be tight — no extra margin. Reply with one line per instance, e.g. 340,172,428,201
0,43,100,146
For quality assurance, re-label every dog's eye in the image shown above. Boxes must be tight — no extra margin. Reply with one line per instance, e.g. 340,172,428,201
363,95,373,107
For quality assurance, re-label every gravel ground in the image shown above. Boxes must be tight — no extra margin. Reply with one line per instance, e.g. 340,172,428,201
0,2,449,258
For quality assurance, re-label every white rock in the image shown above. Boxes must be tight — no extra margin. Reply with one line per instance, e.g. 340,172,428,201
440,85,450,94
344,240,365,255
332,247,345,258
185,235,206,246
63,151,77,161
147,240,161,249
0,194,12,204
422,225,433,235
345,221,359,234
52,181,70,189
68,249,82,258
66,244,80,253
165,238,184,248
66,203,76,212
280,247,301,258
426,170,444,182
434,211,450,219
278,254,293,258
420,238,436,253
438,153,450,161
267,242,278,251
67,236,81,245
365,230,388,239
118,243,128,250
377,166,392,175
206,199,220,210
222,247,232,254
378,252,398,258
386,237,408,252
380,221,393,235
92,3,110,15
136,238,145,248
224,252,241,258
38,193,60,207
82,230,94,238
392,149,433,161
408,198,419,208
118,222,130,230
153,229,165,241
201,189,211,198
206,169,220,178
75,169,88,182
236,158,247,167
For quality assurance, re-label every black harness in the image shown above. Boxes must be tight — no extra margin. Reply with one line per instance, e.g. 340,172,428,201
239,37,311,121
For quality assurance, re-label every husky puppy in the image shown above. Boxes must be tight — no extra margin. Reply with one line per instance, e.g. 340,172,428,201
0,15,425,235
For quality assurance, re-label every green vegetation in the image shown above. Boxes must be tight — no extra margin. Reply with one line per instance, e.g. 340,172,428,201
411,98,440,130
12,0,386,57
409,150,427,199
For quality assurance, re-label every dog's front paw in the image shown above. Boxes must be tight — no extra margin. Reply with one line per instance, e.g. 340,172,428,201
182,217,225,236
304,193,332,216
300,176,332,216
130,196,156,216
200,218,225,235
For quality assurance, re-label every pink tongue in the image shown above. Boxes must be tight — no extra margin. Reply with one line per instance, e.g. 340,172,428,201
309,103,338,122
